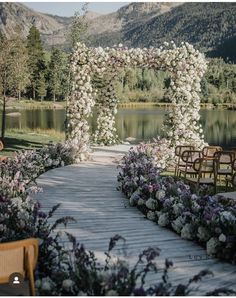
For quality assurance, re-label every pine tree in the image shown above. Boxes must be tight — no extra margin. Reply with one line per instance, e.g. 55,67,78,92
27,26,46,100
11,32,29,100
0,32,26,140
70,3,88,48
48,48,68,102
37,73,47,102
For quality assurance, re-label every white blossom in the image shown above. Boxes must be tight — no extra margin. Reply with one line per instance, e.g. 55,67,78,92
206,237,221,255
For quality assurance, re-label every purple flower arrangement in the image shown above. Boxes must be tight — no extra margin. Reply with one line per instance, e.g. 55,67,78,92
118,144,236,263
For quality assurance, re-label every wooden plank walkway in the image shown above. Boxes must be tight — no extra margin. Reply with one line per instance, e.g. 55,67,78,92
33,145,236,294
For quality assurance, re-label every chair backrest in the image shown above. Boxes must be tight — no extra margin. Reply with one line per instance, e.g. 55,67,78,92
233,159,236,171
175,145,195,157
0,238,38,284
214,150,235,166
181,150,202,165
202,146,222,158
193,157,218,175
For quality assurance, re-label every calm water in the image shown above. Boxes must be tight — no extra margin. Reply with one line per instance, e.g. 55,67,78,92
3,107,236,149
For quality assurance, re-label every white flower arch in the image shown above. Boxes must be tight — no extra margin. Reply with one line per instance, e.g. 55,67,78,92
66,42,207,159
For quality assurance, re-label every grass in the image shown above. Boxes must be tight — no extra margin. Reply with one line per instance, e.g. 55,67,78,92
1,128,64,157
6,98,66,110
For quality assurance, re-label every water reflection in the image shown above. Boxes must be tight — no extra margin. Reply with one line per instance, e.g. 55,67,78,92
3,107,236,149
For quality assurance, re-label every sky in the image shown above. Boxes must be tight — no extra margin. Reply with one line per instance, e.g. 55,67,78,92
24,2,129,16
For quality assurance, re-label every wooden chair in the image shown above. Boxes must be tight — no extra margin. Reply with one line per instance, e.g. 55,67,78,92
202,145,222,158
0,238,38,296
214,151,235,189
185,156,218,193
174,145,195,177
225,158,236,190
178,150,202,180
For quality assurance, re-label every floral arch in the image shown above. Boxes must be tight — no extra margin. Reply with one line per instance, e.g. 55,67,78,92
66,42,207,159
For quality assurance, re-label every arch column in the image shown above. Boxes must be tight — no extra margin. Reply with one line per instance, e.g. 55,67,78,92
93,76,119,145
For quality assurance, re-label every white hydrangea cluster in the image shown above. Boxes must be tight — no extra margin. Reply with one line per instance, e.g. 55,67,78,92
67,42,207,157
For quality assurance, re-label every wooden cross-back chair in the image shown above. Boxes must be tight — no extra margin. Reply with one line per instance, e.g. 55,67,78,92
214,151,235,189
174,145,195,177
178,149,202,180
185,156,218,194
202,145,222,158
0,238,38,296
225,158,236,190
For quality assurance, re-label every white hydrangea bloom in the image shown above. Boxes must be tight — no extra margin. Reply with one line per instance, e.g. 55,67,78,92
145,198,156,210
171,216,185,234
156,190,166,200
206,237,221,255
158,213,169,227
197,226,211,242
181,223,195,240
147,211,156,221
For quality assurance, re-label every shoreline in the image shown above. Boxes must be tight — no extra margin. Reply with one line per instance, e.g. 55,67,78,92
2,100,236,110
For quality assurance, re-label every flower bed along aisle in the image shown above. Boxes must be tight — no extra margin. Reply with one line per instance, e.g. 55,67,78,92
2,143,235,295
117,144,236,263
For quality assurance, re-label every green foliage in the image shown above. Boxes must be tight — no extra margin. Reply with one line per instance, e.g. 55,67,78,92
47,47,69,101
113,59,236,104
37,73,47,101
27,26,46,100
69,3,88,48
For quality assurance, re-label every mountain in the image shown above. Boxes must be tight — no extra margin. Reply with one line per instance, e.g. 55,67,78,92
86,2,181,46
0,2,70,44
0,2,236,60
87,2,236,61
122,2,236,53
0,2,180,48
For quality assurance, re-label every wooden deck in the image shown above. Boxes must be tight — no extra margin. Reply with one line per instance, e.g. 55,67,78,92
33,145,236,294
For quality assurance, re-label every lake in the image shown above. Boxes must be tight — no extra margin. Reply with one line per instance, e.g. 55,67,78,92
4,107,236,149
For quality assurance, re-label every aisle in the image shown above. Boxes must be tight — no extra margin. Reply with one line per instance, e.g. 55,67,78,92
34,145,236,294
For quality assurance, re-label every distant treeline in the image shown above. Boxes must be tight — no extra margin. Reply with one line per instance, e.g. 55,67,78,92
0,26,236,104
116,59,236,104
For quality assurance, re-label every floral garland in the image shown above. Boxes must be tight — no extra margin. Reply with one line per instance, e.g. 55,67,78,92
93,73,119,145
117,145,236,263
67,42,207,157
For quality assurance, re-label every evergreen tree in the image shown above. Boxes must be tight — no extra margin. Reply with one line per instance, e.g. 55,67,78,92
10,33,29,100
27,26,46,100
70,3,88,48
0,31,29,140
48,48,68,102
37,73,47,102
